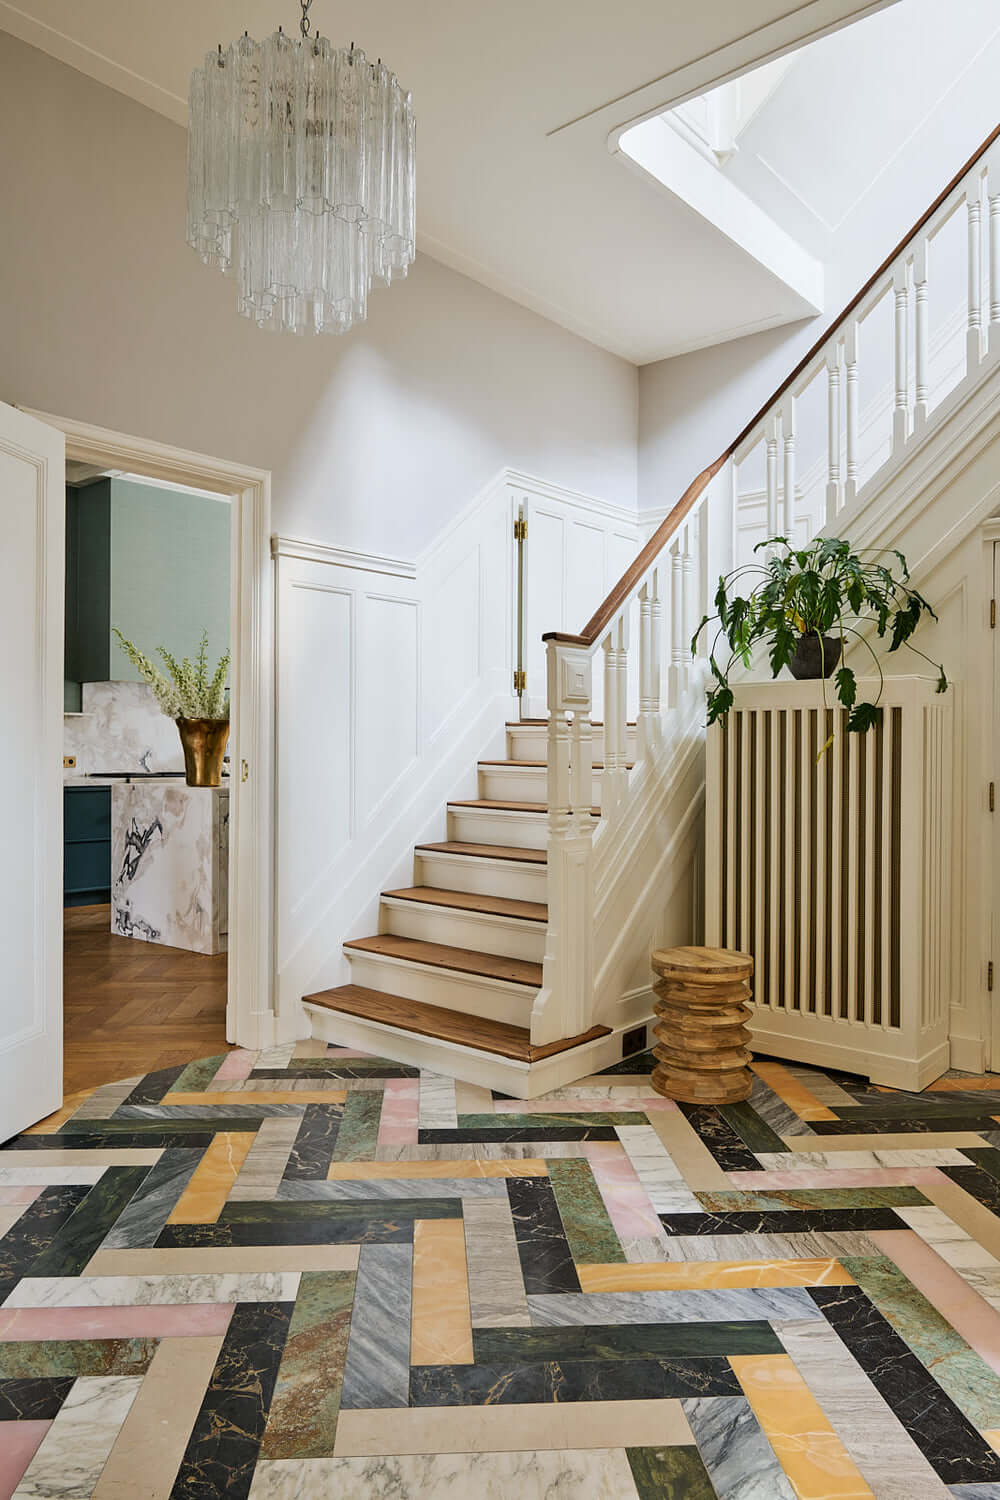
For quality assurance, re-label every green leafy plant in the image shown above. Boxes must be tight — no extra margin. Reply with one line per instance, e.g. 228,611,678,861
690,537,947,734
113,628,230,721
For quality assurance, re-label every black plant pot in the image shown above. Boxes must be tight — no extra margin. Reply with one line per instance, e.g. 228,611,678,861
787,632,842,680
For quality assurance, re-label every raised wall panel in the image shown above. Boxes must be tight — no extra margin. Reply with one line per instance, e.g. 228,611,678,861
359,593,419,824
425,547,480,731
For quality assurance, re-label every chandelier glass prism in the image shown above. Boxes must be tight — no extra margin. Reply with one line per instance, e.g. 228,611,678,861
186,0,415,335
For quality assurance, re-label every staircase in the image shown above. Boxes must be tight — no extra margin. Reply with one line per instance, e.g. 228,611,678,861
305,721,639,1093
302,121,1000,1090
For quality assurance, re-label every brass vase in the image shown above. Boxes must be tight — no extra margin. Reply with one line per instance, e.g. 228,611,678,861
175,718,230,787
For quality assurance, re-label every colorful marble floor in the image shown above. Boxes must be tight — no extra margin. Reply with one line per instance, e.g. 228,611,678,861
7,1049,1000,1498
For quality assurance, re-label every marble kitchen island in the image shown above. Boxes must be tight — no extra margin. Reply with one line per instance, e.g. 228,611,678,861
111,779,229,955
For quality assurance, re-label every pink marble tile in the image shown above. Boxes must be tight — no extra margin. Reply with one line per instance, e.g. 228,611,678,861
0,1186,40,1204
493,1096,678,1113
0,1420,50,1500
210,1049,256,1083
869,1228,1000,1376
0,1304,235,1342
728,1168,946,1189
377,1078,420,1145
583,1141,664,1241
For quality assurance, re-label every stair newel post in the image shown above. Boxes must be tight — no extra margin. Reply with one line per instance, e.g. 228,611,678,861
914,238,929,433
968,181,985,370
638,567,662,760
535,641,594,1045
825,344,842,525
989,165,1000,357
844,321,859,505
892,262,910,453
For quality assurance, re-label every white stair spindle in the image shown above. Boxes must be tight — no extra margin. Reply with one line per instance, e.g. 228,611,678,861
638,569,662,758
968,185,984,368
892,263,909,452
989,167,1000,356
602,616,629,821
844,322,859,505
914,239,929,433
668,538,683,710
570,709,593,834
781,398,796,538
765,414,780,541
681,521,695,700
547,706,572,840
825,346,842,524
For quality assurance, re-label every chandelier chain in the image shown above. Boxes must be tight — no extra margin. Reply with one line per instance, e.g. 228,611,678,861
299,0,313,38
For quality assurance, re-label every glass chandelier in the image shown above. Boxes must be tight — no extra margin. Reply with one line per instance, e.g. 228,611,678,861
186,0,415,335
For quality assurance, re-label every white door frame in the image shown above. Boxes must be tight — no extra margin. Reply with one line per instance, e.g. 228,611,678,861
23,408,284,1050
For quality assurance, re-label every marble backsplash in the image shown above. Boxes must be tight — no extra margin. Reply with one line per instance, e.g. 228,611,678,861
64,681,185,778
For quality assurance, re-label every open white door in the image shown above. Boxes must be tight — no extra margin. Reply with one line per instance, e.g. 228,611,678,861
0,401,65,1141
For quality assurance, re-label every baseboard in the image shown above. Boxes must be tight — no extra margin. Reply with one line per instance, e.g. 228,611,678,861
751,1026,950,1091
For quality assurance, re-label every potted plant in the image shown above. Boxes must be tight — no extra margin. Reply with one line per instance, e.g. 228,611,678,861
691,536,948,734
113,628,231,786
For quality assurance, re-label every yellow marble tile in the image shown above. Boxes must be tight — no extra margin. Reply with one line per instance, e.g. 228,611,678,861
167,1132,256,1224
327,1159,550,1180
23,1090,93,1133
927,1076,999,1091
86,1245,360,1276
577,1259,856,1292
410,1218,474,1365
730,1354,875,1499
751,1061,838,1121
163,1090,347,1106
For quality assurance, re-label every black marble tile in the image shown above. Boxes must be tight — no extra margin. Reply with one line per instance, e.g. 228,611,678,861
811,1285,1000,1485
597,1049,656,1076
156,1218,415,1248
830,1097,1000,1118
676,1104,761,1171
281,1103,343,1181
170,1300,293,1500
116,1064,188,1109
472,1321,782,1363
409,1355,741,1406
221,1198,461,1223
940,1163,1000,1213
958,1147,1000,1183
1,1131,218,1150
59,1116,267,1136
419,1126,619,1143
0,1185,92,1303
251,1063,418,1079
810,1117,1000,1135
0,1377,75,1421
28,1167,152,1278
506,1177,580,1295
659,1207,906,1236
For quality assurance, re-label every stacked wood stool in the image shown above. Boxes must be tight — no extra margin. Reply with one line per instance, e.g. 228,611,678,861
650,945,754,1104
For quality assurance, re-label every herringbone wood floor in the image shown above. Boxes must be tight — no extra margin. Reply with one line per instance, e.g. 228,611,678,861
63,905,231,1096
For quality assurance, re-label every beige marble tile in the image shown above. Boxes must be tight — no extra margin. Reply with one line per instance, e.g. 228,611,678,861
251,1451,638,1498
923,1177,1000,1264
463,1197,531,1329
228,1118,301,1202
454,1082,495,1114
0,1205,27,1236
334,1398,693,1456
85,1246,360,1277
0,1149,163,1167
91,1335,225,1500
645,1109,731,1189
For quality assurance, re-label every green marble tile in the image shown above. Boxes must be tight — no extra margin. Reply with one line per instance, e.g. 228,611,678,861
717,1101,789,1154
627,1443,716,1499
456,1113,650,1130
546,1158,625,1266
697,1187,929,1212
959,1147,1000,1183
472,1321,782,1363
222,1198,460,1223
259,1269,355,1459
831,1097,1000,1118
331,1091,384,1161
0,1337,157,1378
170,1054,231,1092
28,1166,152,1277
842,1253,1000,1429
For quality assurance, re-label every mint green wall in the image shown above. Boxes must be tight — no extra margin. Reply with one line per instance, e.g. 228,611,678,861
108,479,231,682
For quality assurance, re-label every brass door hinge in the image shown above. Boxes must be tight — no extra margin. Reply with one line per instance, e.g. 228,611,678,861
513,517,527,542
992,598,997,629
990,960,995,993
991,782,996,812
513,669,526,693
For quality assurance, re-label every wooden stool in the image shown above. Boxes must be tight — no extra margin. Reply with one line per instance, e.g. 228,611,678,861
650,946,754,1104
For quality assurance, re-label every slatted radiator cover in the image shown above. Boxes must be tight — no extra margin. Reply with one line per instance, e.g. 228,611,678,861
705,676,953,1090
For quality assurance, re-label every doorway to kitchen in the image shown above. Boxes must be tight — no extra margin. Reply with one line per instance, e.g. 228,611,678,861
26,408,276,1098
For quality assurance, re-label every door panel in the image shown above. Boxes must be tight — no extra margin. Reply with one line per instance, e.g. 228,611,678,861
0,401,64,1141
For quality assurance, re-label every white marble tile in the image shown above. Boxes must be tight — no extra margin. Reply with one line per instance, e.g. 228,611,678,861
110,781,228,955
13,1376,142,1499
464,1197,531,1328
64,681,184,777
615,1124,701,1213
894,1205,1000,1307
0,1166,107,1185
255,1043,297,1069
419,1072,458,1130
5,1272,300,1307
248,1450,639,1500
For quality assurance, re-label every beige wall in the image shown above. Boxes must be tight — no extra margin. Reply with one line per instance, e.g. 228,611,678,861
0,34,638,555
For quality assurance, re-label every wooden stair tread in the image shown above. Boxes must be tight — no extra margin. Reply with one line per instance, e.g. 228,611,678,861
480,759,634,770
344,934,543,987
416,841,547,864
383,886,548,922
450,799,600,815
304,984,611,1063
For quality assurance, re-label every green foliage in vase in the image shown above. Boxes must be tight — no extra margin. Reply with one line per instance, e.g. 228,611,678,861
113,628,230,721
690,537,948,734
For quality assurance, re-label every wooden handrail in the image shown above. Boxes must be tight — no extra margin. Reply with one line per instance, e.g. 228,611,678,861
544,120,1000,650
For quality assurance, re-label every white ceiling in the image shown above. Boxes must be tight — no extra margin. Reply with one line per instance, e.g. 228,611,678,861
0,0,895,363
